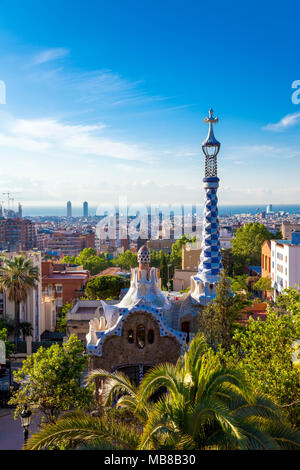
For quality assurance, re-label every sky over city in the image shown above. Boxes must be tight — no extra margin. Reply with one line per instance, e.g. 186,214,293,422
0,0,299,208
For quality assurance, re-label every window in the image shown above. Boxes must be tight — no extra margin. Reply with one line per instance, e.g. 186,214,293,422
128,329,134,344
147,329,154,344
55,284,63,293
181,321,190,343
136,325,145,349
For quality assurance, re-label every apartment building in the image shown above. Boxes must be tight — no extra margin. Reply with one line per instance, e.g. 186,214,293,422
0,218,37,252
282,221,300,240
271,232,300,300
0,251,56,340
46,230,95,257
42,261,90,308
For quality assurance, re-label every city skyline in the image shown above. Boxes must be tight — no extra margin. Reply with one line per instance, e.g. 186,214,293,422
0,1,300,206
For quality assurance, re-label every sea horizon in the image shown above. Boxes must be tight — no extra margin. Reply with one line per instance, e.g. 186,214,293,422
19,204,300,217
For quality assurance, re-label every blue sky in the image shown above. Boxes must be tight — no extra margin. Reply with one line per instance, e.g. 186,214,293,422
0,0,299,208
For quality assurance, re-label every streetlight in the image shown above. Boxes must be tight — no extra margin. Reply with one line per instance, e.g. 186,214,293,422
20,405,32,444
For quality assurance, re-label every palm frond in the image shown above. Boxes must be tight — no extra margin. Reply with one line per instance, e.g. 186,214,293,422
25,411,140,450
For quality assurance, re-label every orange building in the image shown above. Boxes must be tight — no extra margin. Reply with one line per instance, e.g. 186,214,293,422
42,261,90,309
261,240,272,297
261,240,271,277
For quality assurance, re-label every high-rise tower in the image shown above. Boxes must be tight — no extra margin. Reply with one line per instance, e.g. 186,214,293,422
83,201,88,218
67,201,72,218
191,109,223,305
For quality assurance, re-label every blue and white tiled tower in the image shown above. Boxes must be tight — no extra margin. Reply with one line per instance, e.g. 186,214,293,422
191,109,223,306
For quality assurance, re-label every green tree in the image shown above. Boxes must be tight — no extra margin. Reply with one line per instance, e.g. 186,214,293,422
159,254,169,289
170,235,196,269
56,301,73,333
61,255,76,264
0,327,15,358
76,248,97,265
199,271,248,350
9,335,94,424
25,335,300,450
0,256,39,341
276,286,300,316
19,321,33,339
218,305,300,426
221,248,233,276
232,223,273,274
116,250,138,270
253,277,272,295
85,275,129,300
63,249,113,276
230,274,248,293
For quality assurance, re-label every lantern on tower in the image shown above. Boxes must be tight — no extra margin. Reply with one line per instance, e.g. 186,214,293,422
202,108,220,177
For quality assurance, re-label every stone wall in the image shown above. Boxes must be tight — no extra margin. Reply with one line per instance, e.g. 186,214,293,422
89,310,181,373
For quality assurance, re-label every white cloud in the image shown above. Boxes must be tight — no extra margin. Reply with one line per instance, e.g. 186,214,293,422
0,115,154,162
263,112,300,131
32,48,70,66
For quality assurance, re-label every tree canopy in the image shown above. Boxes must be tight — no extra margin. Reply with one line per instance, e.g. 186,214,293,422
9,335,94,423
115,250,138,270
218,297,300,426
199,271,248,349
62,248,113,276
85,275,129,300
232,222,273,274
170,235,196,269
25,335,300,450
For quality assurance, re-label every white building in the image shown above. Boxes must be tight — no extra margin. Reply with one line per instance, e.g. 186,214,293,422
271,232,300,300
0,251,56,340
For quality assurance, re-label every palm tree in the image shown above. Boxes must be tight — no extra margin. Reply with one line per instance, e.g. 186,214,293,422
0,255,39,342
25,335,300,450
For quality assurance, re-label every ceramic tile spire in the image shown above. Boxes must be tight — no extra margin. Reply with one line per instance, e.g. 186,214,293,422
191,109,223,305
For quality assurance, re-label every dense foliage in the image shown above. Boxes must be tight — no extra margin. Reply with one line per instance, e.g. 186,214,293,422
253,276,272,295
232,222,274,274
218,296,300,426
199,271,249,349
170,235,196,269
0,327,15,358
56,302,73,333
115,250,138,270
25,335,300,450
63,248,113,275
9,335,94,423
85,275,129,300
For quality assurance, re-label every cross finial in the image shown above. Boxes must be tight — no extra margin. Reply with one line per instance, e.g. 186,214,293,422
204,108,219,125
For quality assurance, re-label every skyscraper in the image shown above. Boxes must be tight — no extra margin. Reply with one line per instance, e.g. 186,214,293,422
67,201,72,218
83,201,88,218
18,202,22,218
191,109,223,305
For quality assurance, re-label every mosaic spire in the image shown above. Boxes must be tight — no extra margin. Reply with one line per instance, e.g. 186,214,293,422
190,109,223,305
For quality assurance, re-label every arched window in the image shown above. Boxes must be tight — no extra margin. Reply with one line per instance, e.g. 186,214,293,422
147,329,154,344
136,325,145,349
181,321,190,343
128,329,134,344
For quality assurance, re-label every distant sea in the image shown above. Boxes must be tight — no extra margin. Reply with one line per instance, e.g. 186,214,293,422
21,205,300,217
